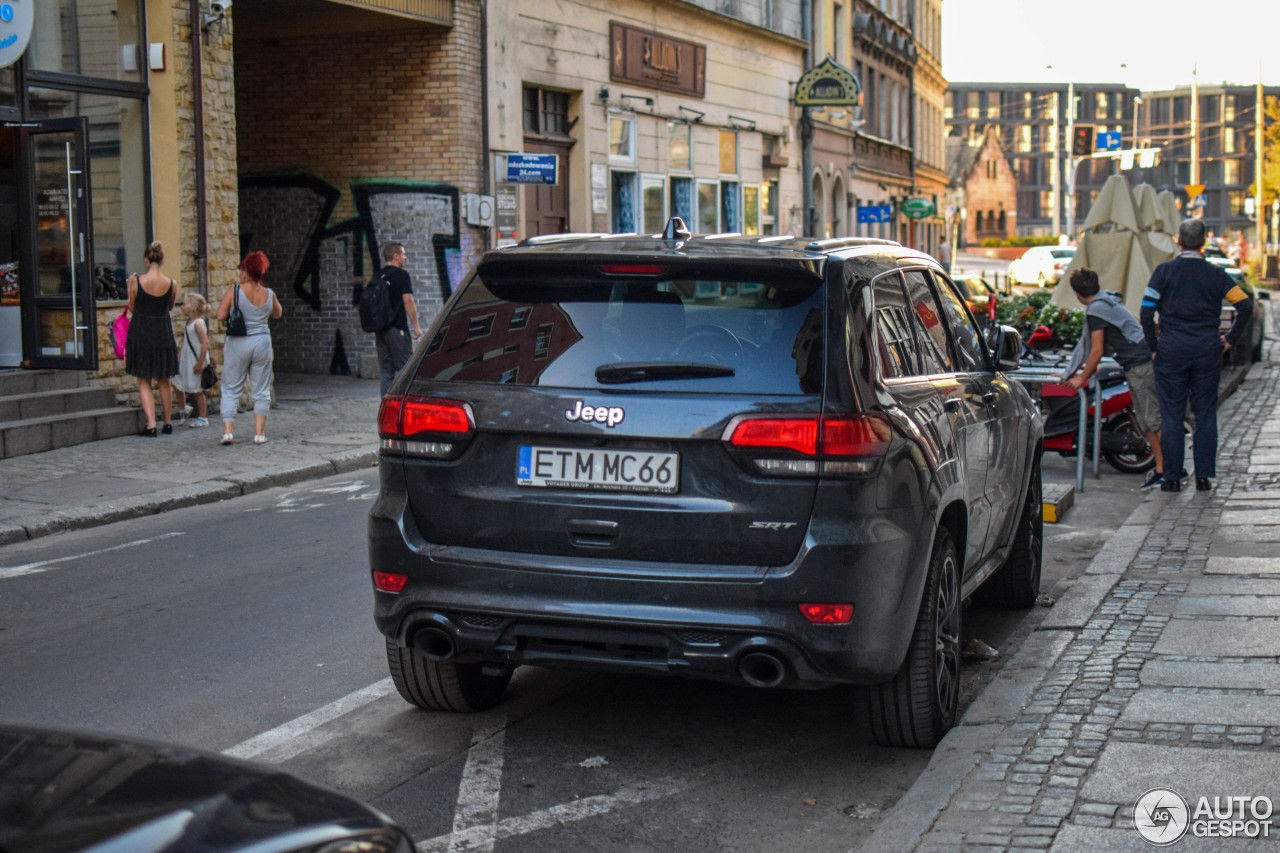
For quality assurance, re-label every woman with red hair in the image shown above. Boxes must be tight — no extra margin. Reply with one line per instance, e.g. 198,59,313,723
215,251,282,444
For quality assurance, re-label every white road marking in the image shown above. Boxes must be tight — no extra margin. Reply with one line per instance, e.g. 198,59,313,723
0,532,186,581
447,714,508,853
268,481,377,513
221,678,396,760
418,777,686,853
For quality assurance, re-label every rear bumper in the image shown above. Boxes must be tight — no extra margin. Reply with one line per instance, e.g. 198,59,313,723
368,490,932,687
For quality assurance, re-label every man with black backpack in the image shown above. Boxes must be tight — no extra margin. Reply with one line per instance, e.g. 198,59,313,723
370,242,422,396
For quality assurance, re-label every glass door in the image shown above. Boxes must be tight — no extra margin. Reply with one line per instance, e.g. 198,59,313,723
17,118,95,369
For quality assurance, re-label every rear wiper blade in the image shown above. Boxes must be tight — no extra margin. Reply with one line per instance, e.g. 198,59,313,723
594,361,736,384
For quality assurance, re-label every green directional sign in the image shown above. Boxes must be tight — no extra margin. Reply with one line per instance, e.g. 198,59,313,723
794,57,861,107
901,197,935,220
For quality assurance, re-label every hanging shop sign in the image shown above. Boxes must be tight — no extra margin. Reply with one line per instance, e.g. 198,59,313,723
901,197,936,220
610,22,705,98
0,1,34,69
794,57,861,107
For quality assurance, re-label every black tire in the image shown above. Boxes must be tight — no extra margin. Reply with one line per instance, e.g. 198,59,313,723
386,637,512,712
1102,413,1156,474
975,463,1042,609
866,529,962,748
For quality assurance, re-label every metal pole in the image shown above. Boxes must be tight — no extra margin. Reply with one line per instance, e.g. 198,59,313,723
66,142,83,357
1051,90,1061,237
1076,386,1086,493
1092,373,1102,478
1257,73,1266,265
800,2,812,238
1065,81,1076,240
1190,66,1200,188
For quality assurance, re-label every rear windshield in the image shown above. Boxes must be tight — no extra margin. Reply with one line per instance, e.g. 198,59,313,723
1050,249,1075,259
415,269,825,394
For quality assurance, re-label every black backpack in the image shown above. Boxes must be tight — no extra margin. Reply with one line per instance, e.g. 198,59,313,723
358,272,400,333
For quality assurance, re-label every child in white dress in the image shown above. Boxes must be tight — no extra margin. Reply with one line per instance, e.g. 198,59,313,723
172,293,211,427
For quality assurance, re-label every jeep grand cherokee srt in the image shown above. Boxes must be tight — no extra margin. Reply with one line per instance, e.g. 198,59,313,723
368,219,1044,748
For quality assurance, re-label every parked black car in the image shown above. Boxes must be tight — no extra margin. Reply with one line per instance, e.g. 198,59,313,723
0,724,413,853
369,219,1045,748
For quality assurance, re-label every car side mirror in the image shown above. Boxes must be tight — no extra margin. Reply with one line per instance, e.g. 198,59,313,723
993,324,1022,371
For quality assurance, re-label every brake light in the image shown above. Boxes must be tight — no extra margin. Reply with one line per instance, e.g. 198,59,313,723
598,264,668,275
373,571,407,592
724,414,891,476
799,603,854,624
378,396,474,458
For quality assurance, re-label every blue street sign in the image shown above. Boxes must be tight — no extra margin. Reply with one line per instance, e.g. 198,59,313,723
1097,131,1122,151
857,204,892,224
505,153,558,184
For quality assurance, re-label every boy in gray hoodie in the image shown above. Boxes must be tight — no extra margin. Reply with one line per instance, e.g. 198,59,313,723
1064,267,1165,489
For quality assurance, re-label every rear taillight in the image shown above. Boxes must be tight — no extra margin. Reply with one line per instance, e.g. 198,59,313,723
378,395,474,459
799,603,854,624
723,414,891,476
373,571,407,592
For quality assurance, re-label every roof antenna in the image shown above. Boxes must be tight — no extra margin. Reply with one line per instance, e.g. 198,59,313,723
662,217,691,242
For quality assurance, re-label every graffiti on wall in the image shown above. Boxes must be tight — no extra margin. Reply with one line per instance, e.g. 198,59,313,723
238,173,464,376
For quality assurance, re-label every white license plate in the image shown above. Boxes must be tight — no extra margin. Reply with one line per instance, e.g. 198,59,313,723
517,445,679,493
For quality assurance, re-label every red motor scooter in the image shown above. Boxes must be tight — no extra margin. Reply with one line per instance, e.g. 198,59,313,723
1020,326,1155,474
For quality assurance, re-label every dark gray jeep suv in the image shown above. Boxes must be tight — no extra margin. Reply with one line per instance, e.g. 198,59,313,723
369,220,1044,747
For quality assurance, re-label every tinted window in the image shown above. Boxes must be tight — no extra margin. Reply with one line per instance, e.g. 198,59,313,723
416,268,825,394
901,270,953,374
931,272,986,372
1050,249,1075,259
872,272,918,378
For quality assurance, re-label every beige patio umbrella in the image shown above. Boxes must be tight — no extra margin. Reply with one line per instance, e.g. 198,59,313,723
1055,175,1178,315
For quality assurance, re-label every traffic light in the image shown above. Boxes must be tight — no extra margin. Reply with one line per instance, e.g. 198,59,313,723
1072,125,1094,157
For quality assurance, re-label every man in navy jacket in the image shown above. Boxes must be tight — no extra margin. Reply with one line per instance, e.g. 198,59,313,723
1140,218,1253,492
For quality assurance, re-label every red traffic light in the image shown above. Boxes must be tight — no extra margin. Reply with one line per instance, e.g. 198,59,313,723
1072,125,1094,157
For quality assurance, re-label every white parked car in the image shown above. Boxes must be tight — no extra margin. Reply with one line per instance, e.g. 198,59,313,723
1007,246,1076,287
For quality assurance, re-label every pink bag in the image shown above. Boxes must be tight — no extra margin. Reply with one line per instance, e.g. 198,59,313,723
110,310,129,360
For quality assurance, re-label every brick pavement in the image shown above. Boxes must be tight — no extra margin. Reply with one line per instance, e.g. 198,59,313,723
869,313,1280,852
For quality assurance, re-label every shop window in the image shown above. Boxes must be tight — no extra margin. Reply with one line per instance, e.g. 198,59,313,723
718,130,738,175
721,181,741,232
28,0,145,84
696,180,718,233
609,113,635,162
743,186,760,235
0,68,14,112
670,177,694,224
761,179,778,235
641,174,666,233
668,121,691,171
523,87,571,137
28,88,147,295
611,171,637,233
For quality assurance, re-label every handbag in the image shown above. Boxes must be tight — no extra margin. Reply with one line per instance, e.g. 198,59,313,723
225,284,247,337
110,310,129,360
188,330,217,390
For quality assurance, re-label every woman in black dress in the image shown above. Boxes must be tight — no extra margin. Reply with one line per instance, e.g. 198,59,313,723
125,241,179,436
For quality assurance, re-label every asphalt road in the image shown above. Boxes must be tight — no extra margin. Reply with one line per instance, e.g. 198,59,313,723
0,461,1140,851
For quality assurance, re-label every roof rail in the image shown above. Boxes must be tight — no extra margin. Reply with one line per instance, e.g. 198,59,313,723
803,237,902,251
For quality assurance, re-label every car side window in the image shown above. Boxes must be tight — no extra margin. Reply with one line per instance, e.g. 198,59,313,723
930,271,987,372
871,272,920,378
901,270,953,374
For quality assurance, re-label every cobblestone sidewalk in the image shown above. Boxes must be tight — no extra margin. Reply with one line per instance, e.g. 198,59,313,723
868,328,1280,851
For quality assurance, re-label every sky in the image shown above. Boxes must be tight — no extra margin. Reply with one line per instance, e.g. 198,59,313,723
941,0,1277,92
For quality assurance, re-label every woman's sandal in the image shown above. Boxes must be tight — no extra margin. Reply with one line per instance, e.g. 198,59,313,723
253,434,267,445
220,433,234,445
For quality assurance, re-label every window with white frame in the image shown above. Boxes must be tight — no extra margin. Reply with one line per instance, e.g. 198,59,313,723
609,112,635,163
761,180,778,235
641,174,667,233
697,180,719,233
